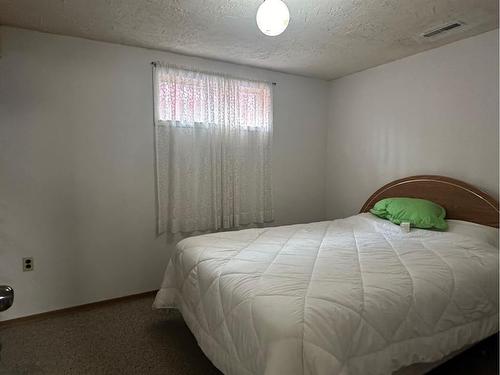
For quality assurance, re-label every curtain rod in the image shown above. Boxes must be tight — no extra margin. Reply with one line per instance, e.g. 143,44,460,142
151,61,277,86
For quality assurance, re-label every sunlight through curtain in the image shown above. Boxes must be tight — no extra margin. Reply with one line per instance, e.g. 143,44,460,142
153,63,273,234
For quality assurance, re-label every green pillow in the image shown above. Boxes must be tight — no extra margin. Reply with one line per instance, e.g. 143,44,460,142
370,197,447,230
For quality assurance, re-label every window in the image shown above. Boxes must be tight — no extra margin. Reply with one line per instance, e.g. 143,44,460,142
153,64,273,234
156,68,272,130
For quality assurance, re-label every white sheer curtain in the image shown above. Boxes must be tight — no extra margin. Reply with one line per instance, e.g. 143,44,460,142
153,63,273,234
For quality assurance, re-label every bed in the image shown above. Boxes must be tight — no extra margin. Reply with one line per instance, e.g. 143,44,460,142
154,175,499,375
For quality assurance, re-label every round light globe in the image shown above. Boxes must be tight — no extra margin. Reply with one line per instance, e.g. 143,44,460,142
256,0,290,36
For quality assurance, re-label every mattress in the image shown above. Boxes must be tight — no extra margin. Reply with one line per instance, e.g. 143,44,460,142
154,213,499,375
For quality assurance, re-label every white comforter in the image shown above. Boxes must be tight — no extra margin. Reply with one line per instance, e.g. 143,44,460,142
154,214,499,375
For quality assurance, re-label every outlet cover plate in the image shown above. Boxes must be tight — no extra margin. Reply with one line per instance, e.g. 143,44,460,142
22,257,34,272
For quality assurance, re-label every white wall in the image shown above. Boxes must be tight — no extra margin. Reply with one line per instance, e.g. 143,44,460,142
0,27,329,320
326,29,499,219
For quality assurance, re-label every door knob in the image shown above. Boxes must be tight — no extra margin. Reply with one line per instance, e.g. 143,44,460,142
0,286,14,312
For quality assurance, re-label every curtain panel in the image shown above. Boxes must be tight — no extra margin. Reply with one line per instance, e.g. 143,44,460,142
153,63,274,234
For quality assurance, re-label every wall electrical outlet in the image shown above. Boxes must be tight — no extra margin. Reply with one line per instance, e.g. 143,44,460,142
22,257,34,272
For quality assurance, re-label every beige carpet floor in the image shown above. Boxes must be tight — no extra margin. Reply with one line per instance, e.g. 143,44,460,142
0,294,497,374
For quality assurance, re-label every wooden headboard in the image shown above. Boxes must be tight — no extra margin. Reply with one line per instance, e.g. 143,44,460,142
360,175,499,228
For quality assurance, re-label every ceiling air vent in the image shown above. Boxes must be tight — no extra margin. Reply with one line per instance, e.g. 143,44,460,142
420,21,465,40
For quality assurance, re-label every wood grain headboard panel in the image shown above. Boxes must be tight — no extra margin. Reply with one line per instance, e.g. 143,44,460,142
360,175,499,228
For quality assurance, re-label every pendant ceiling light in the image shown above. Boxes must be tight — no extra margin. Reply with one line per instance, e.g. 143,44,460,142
256,0,290,36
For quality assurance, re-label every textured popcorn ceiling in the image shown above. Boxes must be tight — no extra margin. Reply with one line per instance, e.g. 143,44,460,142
0,0,498,79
